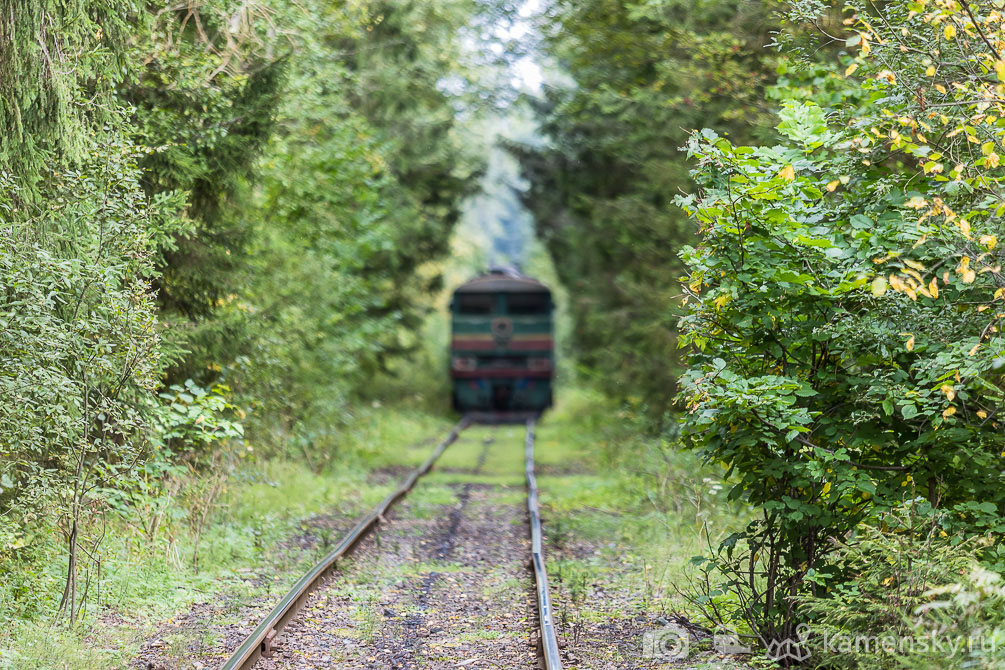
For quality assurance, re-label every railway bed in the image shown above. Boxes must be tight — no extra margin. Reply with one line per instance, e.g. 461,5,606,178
217,419,564,670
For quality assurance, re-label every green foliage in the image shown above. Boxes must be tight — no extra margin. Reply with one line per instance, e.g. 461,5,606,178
900,566,1005,670
1,0,489,631
798,506,980,669
236,0,484,438
798,504,1005,670
676,0,1005,648
0,125,184,622
514,0,779,413
0,0,132,188
124,2,288,383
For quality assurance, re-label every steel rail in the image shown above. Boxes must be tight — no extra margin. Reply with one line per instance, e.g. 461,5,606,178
525,418,563,670
218,418,470,670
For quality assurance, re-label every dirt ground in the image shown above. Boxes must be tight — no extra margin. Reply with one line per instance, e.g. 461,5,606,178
134,423,747,670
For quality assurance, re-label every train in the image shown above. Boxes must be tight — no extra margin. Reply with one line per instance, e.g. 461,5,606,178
449,267,555,415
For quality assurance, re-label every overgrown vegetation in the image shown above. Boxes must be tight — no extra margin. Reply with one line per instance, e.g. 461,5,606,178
6,0,1005,668
1,407,452,669
524,0,1005,665
676,0,1005,655
512,0,779,414
0,0,495,643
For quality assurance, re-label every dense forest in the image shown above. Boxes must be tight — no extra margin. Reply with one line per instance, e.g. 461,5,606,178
2,0,1005,667
517,0,1005,665
1,0,494,627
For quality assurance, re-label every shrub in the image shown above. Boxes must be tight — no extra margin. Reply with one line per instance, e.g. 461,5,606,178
798,505,979,669
676,0,1005,650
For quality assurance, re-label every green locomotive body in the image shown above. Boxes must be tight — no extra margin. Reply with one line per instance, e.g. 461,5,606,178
450,268,554,414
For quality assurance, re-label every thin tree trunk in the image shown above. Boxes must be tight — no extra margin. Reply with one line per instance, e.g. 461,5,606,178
191,474,223,573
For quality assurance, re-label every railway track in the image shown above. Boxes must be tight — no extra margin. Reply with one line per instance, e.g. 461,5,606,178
218,417,563,670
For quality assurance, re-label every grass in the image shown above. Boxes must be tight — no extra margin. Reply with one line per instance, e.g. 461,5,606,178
1,384,753,669
534,386,753,667
0,405,456,670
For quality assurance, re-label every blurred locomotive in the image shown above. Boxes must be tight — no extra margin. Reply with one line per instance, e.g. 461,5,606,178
450,267,554,415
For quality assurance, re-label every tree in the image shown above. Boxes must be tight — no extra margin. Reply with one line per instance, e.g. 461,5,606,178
1,0,491,623
514,0,778,414
0,3,182,622
676,0,1005,649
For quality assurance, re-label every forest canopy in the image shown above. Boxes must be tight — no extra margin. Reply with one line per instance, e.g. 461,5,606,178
0,0,493,623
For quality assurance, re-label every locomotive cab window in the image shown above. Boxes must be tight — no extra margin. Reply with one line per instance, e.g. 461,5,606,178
506,292,550,315
456,294,494,314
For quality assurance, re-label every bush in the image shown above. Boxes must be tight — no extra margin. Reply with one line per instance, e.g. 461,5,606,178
798,505,979,669
676,0,1005,652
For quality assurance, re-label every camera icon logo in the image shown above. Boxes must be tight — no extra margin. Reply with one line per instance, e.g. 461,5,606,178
642,626,690,660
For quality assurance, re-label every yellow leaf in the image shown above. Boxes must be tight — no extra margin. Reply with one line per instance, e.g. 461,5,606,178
963,268,976,283
936,83,947,94
845,63,859,76
943,406,957,418
822,482,832,495
969,343,981,356
997,61,1005,81
929,278,939,298
940,384,956,401
944,23,957,40
827,180,840,192
980,234,998,250
905,334,915,351
871,276,889,296
926,65,936,76
989,153,1001,168
779,164,796,181
978,410,989,419
903,259,926,271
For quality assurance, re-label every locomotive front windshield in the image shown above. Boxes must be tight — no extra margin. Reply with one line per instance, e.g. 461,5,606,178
506,292,550,314
456,293,494,314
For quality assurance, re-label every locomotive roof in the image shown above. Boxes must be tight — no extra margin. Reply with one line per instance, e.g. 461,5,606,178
454,269,550,294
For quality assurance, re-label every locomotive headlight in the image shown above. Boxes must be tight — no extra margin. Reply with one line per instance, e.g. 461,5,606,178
452,356,478,371
528,357,552,371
